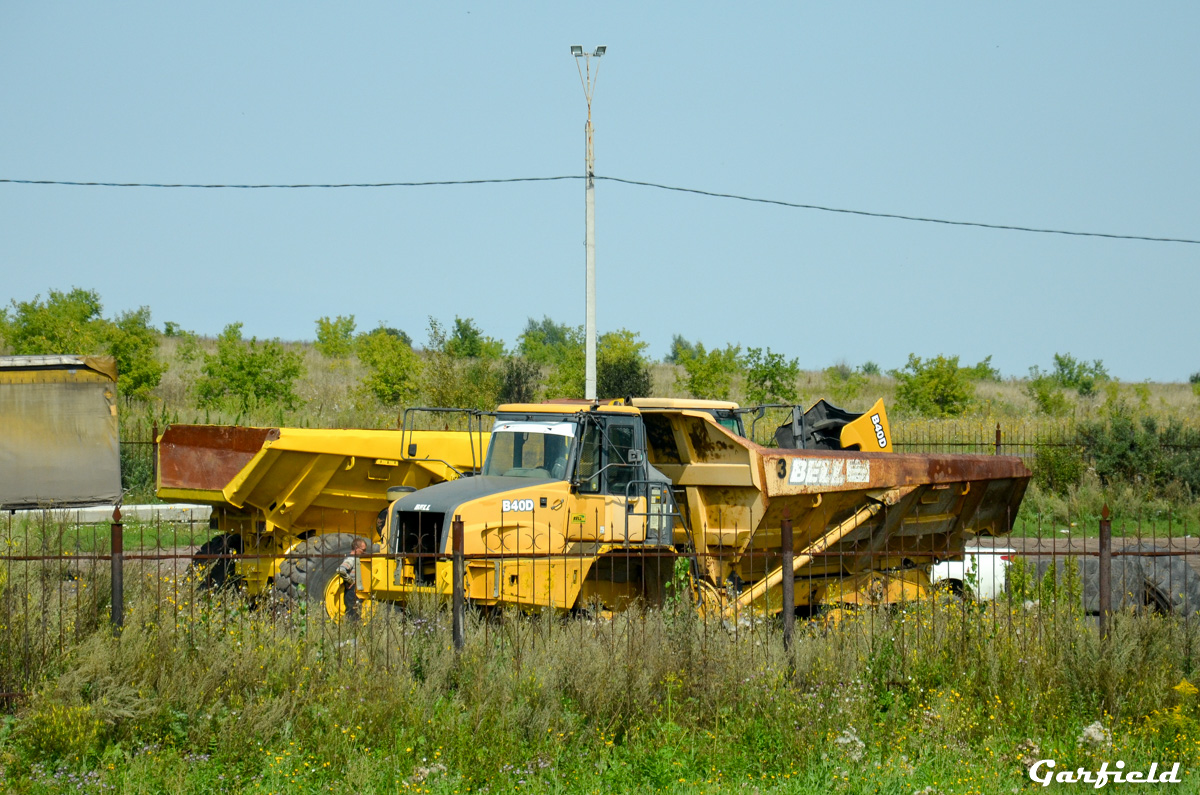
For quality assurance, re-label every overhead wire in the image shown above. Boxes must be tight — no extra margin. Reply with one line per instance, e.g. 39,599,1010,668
596,176,1200,246
0,176,578,189
0,174,1196,245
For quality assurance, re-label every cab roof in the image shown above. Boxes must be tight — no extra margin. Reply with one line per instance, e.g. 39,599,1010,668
631,397,740,411
495,402,642,416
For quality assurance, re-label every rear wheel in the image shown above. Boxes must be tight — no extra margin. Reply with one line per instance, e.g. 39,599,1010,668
1135,544,1200,616
275,533,372,620
190,534,244,590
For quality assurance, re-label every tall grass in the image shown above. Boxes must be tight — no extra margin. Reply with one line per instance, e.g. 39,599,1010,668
3,535,1200,792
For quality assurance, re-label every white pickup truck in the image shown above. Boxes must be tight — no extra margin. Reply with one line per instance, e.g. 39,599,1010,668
929,545,1016,601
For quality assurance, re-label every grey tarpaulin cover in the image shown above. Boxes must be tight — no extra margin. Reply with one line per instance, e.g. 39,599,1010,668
0,355,122,509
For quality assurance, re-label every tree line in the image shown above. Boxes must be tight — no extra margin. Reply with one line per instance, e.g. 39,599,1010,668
3,287,1189,420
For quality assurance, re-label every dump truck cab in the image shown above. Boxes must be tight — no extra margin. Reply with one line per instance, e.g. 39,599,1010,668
371,402,678,609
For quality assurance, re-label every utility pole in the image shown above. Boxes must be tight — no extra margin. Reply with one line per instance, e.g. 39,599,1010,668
572,45,606,400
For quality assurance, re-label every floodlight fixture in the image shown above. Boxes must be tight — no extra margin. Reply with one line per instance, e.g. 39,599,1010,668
570,45,583,56
594,46,606,56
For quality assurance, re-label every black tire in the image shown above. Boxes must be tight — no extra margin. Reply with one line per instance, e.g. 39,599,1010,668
935,579,968,600
190,534,244,590
274,533,371,606
1134,544,1200,617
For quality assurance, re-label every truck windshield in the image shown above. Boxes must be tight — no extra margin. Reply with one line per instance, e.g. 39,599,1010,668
482,420,577,479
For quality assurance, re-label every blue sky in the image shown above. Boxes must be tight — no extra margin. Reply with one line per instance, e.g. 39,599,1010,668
1,3,1197,381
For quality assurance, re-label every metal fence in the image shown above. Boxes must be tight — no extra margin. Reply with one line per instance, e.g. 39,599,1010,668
4,504,1200,704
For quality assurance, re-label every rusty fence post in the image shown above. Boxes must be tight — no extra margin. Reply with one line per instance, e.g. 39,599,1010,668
994,422,1002,455
151,420,159,486
1098,505,1112,643
781,513,795,652
111,507,124,636
452,514,465,653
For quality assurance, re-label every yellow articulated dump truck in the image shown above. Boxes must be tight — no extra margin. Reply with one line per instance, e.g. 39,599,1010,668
156,413,488,604
351,398,1027,619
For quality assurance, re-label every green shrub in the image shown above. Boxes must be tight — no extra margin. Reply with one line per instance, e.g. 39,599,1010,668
598,356,651,399
543,332,585,398
444,316,504,360
962,354,1002,381
105,308,168,401
859,360,881,376
1052,352,1108,397
891,354,974,417
420,318,501,409
516,316,575,367
194,323,304,411
664,334,696,364
357,325,421,405
1078,409,1200,493
119,441,156,500
597,329,652,400
173,329,201,363
517,320,652,400
314,315,357,360
675,343,741,400
2,287,107,354
517,317,583,398
498,357,541,403
2,288,166,401
1031,445,1087,495
1025,368,1071,416
743,347,799,404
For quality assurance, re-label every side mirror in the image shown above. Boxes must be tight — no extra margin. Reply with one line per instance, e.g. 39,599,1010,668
627,449,644,465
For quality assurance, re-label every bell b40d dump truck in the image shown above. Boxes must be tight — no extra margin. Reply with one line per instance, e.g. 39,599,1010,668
348,399,1027,619
157,414,488,601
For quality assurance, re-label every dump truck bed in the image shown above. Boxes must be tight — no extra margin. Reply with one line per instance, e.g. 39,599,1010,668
157,424,486,535
646,408,1029,611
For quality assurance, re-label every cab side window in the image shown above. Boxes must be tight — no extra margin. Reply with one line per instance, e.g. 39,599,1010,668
574,417,642,496
605,421,637,496
576,423,601,494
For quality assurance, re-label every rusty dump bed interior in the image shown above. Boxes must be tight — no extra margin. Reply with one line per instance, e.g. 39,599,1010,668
643,409,1030,592
157,424,486,535
157,425,281,501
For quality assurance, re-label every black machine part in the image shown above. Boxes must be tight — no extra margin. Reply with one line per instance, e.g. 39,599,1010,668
773,400,864,451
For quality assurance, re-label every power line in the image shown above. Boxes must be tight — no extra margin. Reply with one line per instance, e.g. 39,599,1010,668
597,177,1200,246
0,176,579,189
2,174,1196,245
